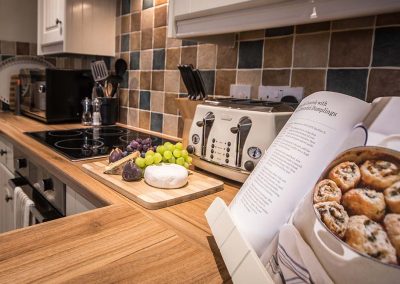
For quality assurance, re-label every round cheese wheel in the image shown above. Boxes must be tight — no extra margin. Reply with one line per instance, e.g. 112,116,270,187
144,164,188,189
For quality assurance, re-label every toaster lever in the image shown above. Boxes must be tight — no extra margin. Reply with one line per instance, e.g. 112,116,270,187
230,127,239,134
196,121,204,127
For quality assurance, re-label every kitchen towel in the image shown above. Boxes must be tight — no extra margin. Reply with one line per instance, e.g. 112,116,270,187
13,187,35,228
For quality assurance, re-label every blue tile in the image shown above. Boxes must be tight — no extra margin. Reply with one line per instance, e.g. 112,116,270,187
238,40,263,69
199,70,215,95
139,91,151,110
121,34,130,52
265,26,294,37
130,52,140,70
150,112,163,133
372,27,400,67
120,72,129,88
121,0,130,15
326,69,368,100
142,0,153,10
153,49,165,70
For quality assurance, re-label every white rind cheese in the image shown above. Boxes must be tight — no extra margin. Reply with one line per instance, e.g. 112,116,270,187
144,164,188,189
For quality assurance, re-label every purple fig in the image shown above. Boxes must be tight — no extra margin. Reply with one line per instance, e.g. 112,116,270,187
122,160,142,181
109,148,123,163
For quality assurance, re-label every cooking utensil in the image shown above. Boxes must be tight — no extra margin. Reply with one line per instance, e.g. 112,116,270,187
90,60,109,83
115,58,127,78
184,64,201,100
178,65,195,99
193,69,207,100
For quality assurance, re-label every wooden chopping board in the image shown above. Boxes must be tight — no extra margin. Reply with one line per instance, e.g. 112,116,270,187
82,160,224,209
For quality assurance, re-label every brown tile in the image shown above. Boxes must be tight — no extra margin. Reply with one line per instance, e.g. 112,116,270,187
215,70,236,96
141,28,153,50
151,91,164,112
115,36,120,52
119,107,128,124
264,36,293,68
239,30,265,40
121,15,130,34
16,42,29,55
291,69,325,96
167,37,182,48
166,48,180,70
332,16,374,30
140,71,151,90
155,0,167,5
141,7,154,29
153,27,166,48
181,46,197,67
120,52,130,68
127,108,139,127
197,44,217,69
119,89,129,107
377,12,400,26
131,0,142,12
296,22,330,34
116,15,121,35
216,44,238,69
294,32,329,67
179,76,187,93
164,71,180,92
262,69,290,86
139,110,150,129
178,116,184,138
130,32,141,51
151,71,164,91
237,70,262,99
154,5,167,28
164,93,178,114
329,29,373,67
140,50,153,70
367,69,400,102
116,0,122,16
29,43,37,56
163,114,178,137
131,12,141,32
129,71,140,89
0,41,16,55
129,90,139,108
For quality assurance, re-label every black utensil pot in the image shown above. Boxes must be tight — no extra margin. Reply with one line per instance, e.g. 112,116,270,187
100,97,118,125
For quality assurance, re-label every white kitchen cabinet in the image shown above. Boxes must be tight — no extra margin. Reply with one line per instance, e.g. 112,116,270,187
66,186,96,216
38,0,116,56
0,163,15,233
169,0,400,39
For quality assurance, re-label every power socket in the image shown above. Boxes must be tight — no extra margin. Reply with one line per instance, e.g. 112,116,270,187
230,84,251,99
258,86,304,102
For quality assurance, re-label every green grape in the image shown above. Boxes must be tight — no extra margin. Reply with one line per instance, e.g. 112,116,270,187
135,157,146,168
168,156,176,164
181,149,188,158
154,153,162,164
156,145,165,155
176,157,185,166
185,156,193,164
183,162,189,169
162,155,168,162
145,150,155,157
175,142,183,150
164,142,172,147
173,149,182,158
145,155,154,166
163,150,172,159
166,143,175,152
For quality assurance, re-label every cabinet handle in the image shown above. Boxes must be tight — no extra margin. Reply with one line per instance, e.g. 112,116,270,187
56,18,62,25
0,149,6,156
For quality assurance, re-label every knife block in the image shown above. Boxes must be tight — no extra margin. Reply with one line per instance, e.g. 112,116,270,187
175,98,203,147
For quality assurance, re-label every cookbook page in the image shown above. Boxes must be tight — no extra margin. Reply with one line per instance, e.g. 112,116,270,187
229,91,371,256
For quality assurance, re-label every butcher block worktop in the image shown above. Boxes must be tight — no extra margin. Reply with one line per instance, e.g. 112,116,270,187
0,112,239,283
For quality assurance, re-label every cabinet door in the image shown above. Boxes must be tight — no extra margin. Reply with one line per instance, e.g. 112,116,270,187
40,0,65,45
0,163,15,233
66,186,96,216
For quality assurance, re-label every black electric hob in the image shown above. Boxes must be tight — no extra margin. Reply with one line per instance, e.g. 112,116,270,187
25,126,169,161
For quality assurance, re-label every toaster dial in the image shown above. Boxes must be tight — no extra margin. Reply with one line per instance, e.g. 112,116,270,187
192,134,200,144
247,147,262,159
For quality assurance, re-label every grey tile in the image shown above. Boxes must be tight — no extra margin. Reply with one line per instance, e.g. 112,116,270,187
142,0,153,10
130,51,140,70
199,70,215,95
372,27,400,67
326,69,368,100
238,40,263,69
265,26,294,37
121,34,130,52
182,40,197,46
150,112,163,132
121,0,130,15
139,90,151,110
153,49,165,70
121,72,129,88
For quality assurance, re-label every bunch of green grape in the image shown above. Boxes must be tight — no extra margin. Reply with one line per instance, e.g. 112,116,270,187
135,142,192,169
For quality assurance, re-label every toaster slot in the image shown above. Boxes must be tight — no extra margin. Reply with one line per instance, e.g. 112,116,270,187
230,116,252,167
196,112,215,157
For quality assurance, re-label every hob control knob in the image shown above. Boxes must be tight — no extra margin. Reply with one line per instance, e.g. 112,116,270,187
186,145,195,154
244,160,255,171
230,127,239,134
40,178,54,192
16,158,27,169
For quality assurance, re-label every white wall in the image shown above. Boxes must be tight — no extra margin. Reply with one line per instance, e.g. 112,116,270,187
0,0,37,43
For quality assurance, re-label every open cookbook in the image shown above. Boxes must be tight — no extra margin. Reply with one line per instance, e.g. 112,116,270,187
206,91,400,284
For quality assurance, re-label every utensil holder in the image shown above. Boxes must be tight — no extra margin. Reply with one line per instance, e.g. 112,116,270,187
100,97,118,125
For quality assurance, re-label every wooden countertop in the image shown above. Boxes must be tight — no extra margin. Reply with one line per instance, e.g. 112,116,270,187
0,113,240,283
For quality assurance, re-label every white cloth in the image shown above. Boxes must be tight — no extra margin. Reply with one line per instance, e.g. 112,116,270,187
276,224,333,284
13,187,35,229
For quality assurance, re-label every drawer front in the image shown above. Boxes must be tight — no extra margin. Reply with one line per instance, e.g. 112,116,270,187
0,134,14,172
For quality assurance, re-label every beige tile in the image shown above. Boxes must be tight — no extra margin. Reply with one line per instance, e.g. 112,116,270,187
130,32,141,51
215,70,236,96
131,12,141,32
129,71,140,89
141,28,153,50
115,16,121,35
237,70,261,99
127,108,139,127
153,27,166,49
167,37,182,48
166,48,180,70
119,89,129,107
121,15,130,34
0,41,16,55
155,0,168,5
119,107,128,124
140,50,153,70
140,71,152,90
239,29,265,40
216,44,238,69
332,16,374,30
181,46,197,67
154,5,167,28
131,0,142,12
163,114,178,137
141,7,154,29
151,71,164,91
164,93,178,115
264,36,293,68
151,91,164,112
197,44,217,69
294,32,329,67
115,36,120,52
262,69,290,86
139,110,150,130
291,69,325,96
164,71,180,92
129,90,139,108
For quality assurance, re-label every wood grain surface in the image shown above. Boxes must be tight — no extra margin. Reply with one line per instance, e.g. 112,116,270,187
82,159,224,209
